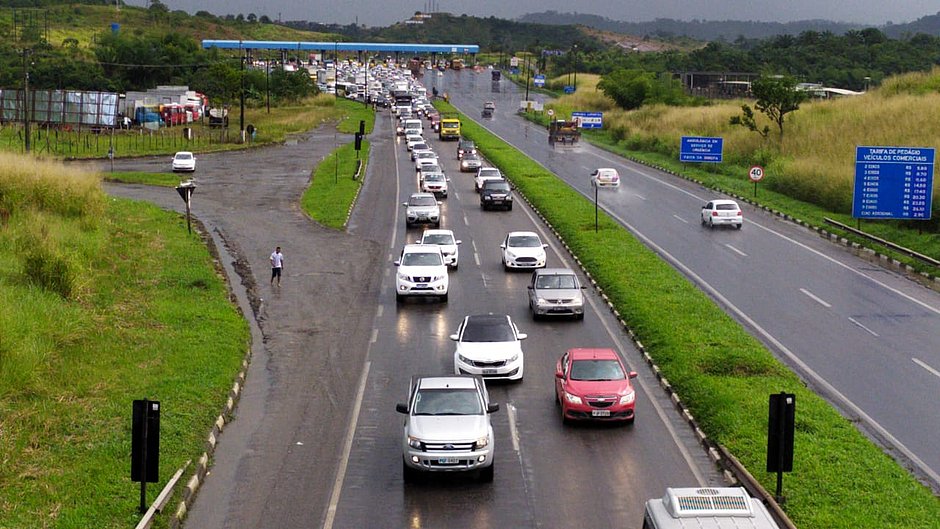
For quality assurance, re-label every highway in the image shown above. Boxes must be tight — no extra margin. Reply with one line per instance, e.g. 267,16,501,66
425,68,940,490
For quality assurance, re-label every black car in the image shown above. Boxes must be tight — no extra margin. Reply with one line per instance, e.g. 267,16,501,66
457,139,476,160
480,179,513,211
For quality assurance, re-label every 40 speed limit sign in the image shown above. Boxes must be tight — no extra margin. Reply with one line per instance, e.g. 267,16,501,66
748,165,764,182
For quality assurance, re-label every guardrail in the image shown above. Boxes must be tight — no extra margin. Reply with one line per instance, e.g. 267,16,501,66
823,217,940,267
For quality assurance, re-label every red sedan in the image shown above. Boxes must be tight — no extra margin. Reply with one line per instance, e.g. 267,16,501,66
554,348,637,424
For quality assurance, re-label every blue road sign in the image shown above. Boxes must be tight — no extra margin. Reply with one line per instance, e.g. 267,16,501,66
680,136,723,162
572,111,603,129
853,146,934,219
534,74,546,87
563,85,575,94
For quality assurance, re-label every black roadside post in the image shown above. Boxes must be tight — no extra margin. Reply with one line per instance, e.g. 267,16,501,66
175,181,196,235
524,53,531,102
265,51,271,114
767,392,795,503
594,181,599,233
22,48,31,153
131,399,161,513
239,42,246,143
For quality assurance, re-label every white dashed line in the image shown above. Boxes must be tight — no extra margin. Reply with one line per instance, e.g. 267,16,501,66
463,214,469,226
634,193,646,200
376,305,383,319
507,403,521,452
724,244,748,257
481,272,487,287
673,214,688,224
848,317,879,337
913,357,940,379
474,252,481,267
800,288,832,308
370,328,378,343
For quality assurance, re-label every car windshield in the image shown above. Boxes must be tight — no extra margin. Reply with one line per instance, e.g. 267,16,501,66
421,165,441,174
569,360,626,381
462,320,515,342
484,181,510,192
401,252,443,266
409,196,437,206
413,388,483,416
423,233,454,245
424,174,444,182
508,235,541,248
536,274,577,289
464,154,479,161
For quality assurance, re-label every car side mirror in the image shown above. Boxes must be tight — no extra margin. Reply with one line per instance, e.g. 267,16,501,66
517,333,528,340
542,244,548,249
402,203,408,207
500,243,506,249
393,261,401,266
395,403,409,414
555,371,565,380
580,285,586,289
437,201,443,205
449,334,459,341
629,371,638,379
527,285,533,290
455,240,463,245
487,403,500,413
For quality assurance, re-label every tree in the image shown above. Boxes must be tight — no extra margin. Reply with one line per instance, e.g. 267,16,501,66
730,75,806,139
597,68,654,110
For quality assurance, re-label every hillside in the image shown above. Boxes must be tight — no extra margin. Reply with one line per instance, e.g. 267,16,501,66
519,10,940,41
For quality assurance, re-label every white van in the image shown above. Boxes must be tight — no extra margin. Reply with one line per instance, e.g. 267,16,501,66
403,118,424,136
643,487,780,529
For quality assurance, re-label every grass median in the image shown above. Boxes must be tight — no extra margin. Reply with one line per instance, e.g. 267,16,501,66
0,153,248,528
301,140,371,229
435,101,940,528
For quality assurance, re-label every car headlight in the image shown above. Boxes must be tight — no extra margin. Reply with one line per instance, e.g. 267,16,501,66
505,251,516,260
475,436,489,448
507,353,518,363
398,273,410,281
407,436,423,450
619,392,635,405
457,354,471,364
536,297,548,305
483,195,492,200
564,392,583,405
431,275,445,281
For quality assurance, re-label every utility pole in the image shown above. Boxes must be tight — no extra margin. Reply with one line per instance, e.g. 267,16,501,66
572,44,578,91
239,42,246,142
23,48,31,153
265,51,270,114
524,53,530,102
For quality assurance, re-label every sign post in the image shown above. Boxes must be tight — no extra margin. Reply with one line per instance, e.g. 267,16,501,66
749,165,764,196
131,399,161,513
767,392,795,503
175,181,196,235
680,136,724,163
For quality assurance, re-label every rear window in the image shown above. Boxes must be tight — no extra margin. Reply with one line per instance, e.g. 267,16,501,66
716,203,739,211
483,181,510,192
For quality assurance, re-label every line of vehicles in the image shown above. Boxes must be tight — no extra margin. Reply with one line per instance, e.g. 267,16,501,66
384,71,771,528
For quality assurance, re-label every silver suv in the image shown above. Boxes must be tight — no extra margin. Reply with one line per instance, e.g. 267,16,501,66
396,375,498,483
402,192,441,227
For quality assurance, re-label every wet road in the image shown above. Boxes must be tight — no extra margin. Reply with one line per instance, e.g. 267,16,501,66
425,69,940,489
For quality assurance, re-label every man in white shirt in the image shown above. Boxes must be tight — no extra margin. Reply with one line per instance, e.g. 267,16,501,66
269,246,284,287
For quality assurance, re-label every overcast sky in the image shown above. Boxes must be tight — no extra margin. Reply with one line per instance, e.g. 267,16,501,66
151,0,936,28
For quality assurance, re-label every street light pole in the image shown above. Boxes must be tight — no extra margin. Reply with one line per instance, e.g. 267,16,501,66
239,42,246,142
22,48,31,153
524,53,530,102
572,44,578,92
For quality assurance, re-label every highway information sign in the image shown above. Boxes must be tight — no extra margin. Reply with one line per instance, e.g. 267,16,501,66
572,111,603,129
533,74,546,87
680,136,723,162
853,146,934,219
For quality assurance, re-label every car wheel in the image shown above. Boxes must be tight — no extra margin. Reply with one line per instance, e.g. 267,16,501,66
708,217,714,228
479,463,494,483
507,203,512,211
554,388,560,405
396,293,404,303
403,460,418,484
735,223,743,230
700,216,706,226
452,262,458,270
576,312,584,321
532,310,540,321
440,292,448,303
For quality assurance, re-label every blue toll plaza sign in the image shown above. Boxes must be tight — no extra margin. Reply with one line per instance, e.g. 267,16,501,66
680,136,723,162
853,146,934,219
533,74,545,87
563,85,575,94
572,111,603,129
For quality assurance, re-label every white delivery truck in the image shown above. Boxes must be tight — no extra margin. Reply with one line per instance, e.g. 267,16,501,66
643,487,780,529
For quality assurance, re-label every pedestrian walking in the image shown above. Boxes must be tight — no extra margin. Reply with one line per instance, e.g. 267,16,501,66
270,246,284,287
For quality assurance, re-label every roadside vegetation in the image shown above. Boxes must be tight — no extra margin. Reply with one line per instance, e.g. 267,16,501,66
301,140,371,229
522,70,940,270
437,100,940,528
0,152,248,528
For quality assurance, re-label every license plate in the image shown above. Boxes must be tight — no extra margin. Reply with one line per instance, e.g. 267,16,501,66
438,457,459,464
591,410,611,417
482,368,498,375
416,284,427,288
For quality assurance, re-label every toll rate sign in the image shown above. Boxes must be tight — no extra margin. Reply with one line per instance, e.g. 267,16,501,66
853,146,934,219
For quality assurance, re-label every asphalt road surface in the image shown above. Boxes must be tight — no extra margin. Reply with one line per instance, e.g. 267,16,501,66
426,68,940,490
100,109,726,528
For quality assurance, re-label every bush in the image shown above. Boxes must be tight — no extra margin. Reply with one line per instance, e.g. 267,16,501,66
24,244,75,299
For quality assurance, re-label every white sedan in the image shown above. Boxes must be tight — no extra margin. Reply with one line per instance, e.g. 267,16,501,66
701,199,743,229
451,314,526,381
500,231,548,270
591,167,620,187
172,151,196,173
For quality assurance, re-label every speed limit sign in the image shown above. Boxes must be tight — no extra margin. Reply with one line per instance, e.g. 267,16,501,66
748,165,764,182
547,109,555,117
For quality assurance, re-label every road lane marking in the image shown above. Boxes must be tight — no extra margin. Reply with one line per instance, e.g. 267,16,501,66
634,193,646,200
474,252,481,267
673,214,688,224
370,328,378,344
471,240,478,254
376,305,383,319
724,244,748,257
391,112,402,250
800,288,832,308
463,214,469,226
848,317,879,337
913,357,940,379
481,272,487,288
322,360,371,529
507,403,521,452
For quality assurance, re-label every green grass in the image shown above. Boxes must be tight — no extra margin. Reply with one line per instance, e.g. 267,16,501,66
0,154,248,528
103,171,185,187
436,100,940,528
301,139,371,229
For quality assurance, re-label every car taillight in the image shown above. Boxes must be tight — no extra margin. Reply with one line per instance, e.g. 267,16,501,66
738,211,742,216
712,211,719,216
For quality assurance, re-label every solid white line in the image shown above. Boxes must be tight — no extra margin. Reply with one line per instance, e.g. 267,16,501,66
370,328,378,344
673,214,688,224
848,317,879,337
634,193,647,200
471,240,478,254
507,403,521,452
390,113,402,250
474,252,481,267
322,360,371,529
481,272,487,288
800,288,832,308
912,357,940,379
724,244,748,257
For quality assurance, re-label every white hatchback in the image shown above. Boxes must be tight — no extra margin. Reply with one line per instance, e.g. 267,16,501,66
591,167,620,187
172,151,196,173
500,231,548,270
701,199,743,229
